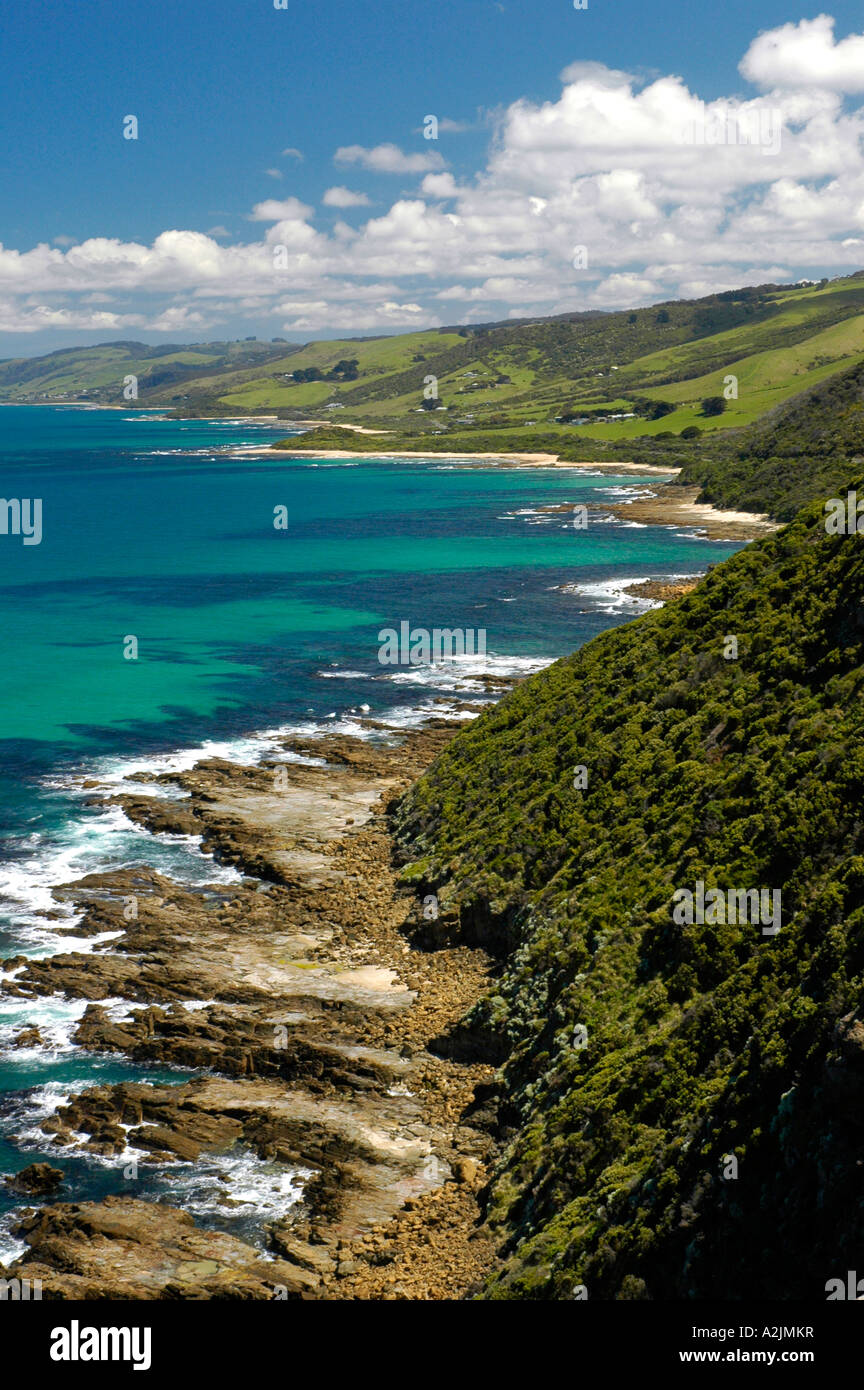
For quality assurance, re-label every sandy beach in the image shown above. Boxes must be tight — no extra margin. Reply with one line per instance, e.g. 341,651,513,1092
231,442,680,475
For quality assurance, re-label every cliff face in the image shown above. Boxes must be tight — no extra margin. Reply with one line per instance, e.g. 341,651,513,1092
393,489,864,1299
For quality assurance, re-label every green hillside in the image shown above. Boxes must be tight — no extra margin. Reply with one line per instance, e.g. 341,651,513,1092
204,274,864,435
6,273,864,525
5,276,864,447
392,487,864,1299
678,358,864,519
0,338,301,408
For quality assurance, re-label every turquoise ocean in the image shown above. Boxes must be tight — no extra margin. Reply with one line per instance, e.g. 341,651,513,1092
0,404,741,1256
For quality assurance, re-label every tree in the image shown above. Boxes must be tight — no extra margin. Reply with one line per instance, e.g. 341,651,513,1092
650,400,675,421
680,426,702,439
701,396,727,417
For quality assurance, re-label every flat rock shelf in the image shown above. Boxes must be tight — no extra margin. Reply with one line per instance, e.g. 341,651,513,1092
0,716,502,1300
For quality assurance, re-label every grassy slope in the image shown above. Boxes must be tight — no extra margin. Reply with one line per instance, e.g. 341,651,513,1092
260,277,864,462
678,359,864,520
8,278,864,442
392,490,864,1299
220,276,864,439
0,339,300,405
629,312,864,430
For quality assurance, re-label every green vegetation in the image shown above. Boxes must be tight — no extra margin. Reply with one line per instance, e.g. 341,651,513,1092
0,339,304,409
7,271,864,525
679,359,864,520
5,275,864,453
272,423,708,475
239,273,864,438
393,489,864,1299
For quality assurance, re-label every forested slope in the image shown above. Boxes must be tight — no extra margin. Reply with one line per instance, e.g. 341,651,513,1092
394,489,864,1299
680,360,864,520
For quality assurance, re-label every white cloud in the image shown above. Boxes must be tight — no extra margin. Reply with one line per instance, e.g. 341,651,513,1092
740,15,864,93
322,186,372,207
6,18,864,338
421,172,460,199
248,197,314,222
280,299,431,332
264,168,283,180
146,304,208,332
334,142,445,173
281,147,303,160
559,60,632,88
0,297,210,334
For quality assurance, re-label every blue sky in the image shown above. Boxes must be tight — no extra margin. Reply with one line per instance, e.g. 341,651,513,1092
3,2,864,354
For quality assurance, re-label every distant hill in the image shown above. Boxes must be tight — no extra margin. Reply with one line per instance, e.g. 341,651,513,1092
6,273,864,522
393,488,864,1298
3,275,864,451
0,339,302,410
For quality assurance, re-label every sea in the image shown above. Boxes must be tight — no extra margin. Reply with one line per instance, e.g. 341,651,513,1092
0,404,742,1259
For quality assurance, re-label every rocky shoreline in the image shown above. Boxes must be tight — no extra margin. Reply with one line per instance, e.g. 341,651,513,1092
621,577,701,602
535,484,778,541
0,714,502,1299
598,482,778,539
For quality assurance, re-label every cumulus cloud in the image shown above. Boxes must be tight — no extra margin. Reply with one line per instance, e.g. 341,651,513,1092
420,172,460,199
559,60,632,87
0,296,208,334
146,304,208,331
322,186,372,207
740,15,864,93
334,142,445,173
6,18,864,338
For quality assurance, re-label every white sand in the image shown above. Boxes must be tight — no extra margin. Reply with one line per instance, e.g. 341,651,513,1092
230,443,679,474
672,501,778,529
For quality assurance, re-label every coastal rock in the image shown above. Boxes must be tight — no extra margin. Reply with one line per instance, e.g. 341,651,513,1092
451,1157,480,1185
5,1163,64,1196
267,1231,337,1276
7,1197,318,1299
1,721,500,1299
